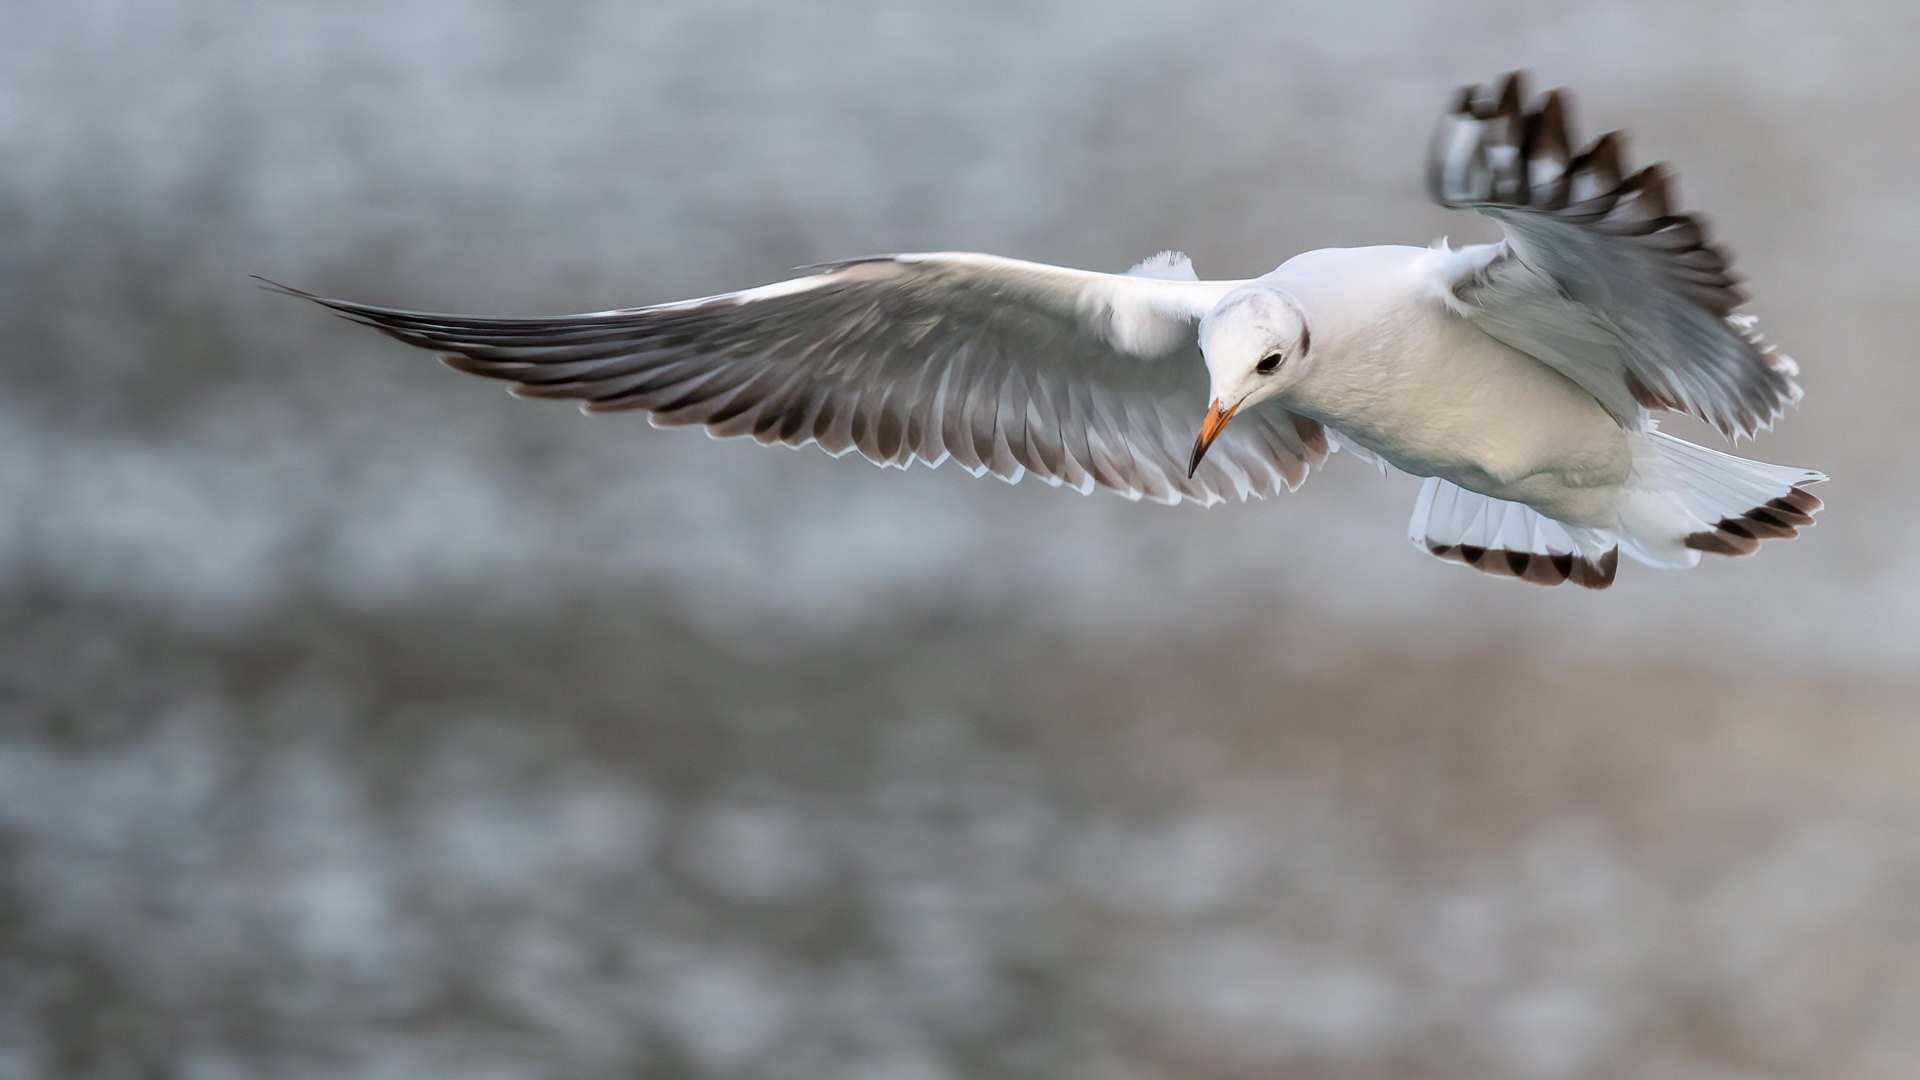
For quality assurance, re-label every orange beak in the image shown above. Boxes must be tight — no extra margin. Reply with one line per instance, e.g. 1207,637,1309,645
1188,398,1240,478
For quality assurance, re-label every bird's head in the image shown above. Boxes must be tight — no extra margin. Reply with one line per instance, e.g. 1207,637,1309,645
1189,285,1312,476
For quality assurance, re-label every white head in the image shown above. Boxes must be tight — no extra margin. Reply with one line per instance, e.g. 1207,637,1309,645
1188,285,1313,476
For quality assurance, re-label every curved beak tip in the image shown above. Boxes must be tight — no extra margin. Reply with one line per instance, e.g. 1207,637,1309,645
1188,399,1239,478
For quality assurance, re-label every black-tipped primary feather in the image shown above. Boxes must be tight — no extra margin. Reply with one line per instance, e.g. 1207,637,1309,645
1428,73,1801,439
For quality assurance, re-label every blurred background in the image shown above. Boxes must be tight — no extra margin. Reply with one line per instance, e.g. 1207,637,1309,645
4,2,1918,1077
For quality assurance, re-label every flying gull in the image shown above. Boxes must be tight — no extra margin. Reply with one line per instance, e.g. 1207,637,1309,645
274,72,1824,589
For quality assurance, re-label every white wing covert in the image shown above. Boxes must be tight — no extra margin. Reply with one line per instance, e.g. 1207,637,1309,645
1428,73,1801,438
277,253,1328,505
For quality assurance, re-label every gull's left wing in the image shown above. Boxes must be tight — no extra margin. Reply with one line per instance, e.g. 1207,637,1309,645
272,252,1330,505
1428,72,1802,438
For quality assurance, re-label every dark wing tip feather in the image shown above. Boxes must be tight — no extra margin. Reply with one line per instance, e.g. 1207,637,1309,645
1433,77,1724,276
1684,484,1825,557
1426,541,1617,590
258,277,407,331
253,275,306,298
1430,74,1804,438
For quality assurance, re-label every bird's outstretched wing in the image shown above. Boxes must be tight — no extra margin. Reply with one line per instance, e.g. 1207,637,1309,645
1428,72,1801,438
271,253,1327,505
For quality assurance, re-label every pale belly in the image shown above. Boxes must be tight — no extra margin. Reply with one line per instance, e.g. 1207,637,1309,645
1283,308,1633,528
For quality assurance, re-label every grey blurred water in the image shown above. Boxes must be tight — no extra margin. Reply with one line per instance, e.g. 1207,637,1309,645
4,2,1919,1078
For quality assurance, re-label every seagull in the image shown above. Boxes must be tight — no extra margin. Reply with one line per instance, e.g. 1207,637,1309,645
273,72,1824,589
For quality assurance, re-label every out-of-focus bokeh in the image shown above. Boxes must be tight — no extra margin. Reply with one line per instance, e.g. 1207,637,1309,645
4,2,1918,1077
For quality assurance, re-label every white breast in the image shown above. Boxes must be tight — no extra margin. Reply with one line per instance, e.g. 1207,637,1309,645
1268,246,1632,524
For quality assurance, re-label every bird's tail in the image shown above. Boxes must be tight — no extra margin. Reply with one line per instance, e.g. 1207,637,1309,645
1406,432,1825,588
1610,431,1825,568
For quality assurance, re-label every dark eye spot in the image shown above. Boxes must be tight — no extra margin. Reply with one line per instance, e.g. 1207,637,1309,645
1256,353,1282,375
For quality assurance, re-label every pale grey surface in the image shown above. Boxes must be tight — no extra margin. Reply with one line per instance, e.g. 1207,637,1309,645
3,2,1918,1078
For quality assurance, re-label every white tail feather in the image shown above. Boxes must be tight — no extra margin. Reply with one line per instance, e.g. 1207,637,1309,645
1615,432,1826,568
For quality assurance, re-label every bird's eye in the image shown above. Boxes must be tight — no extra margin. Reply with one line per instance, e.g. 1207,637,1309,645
1256,353,1283,375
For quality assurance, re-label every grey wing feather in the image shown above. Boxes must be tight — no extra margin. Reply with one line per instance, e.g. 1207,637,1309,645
271,254,1327,505
1428,72,1801,438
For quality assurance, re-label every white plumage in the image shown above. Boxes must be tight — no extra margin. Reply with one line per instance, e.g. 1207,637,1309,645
276,72,1824,589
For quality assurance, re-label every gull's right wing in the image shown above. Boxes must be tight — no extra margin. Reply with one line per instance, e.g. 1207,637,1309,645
271,253,1328,505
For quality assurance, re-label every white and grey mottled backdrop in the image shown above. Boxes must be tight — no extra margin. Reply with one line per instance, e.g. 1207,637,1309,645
4,2,1918,1078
